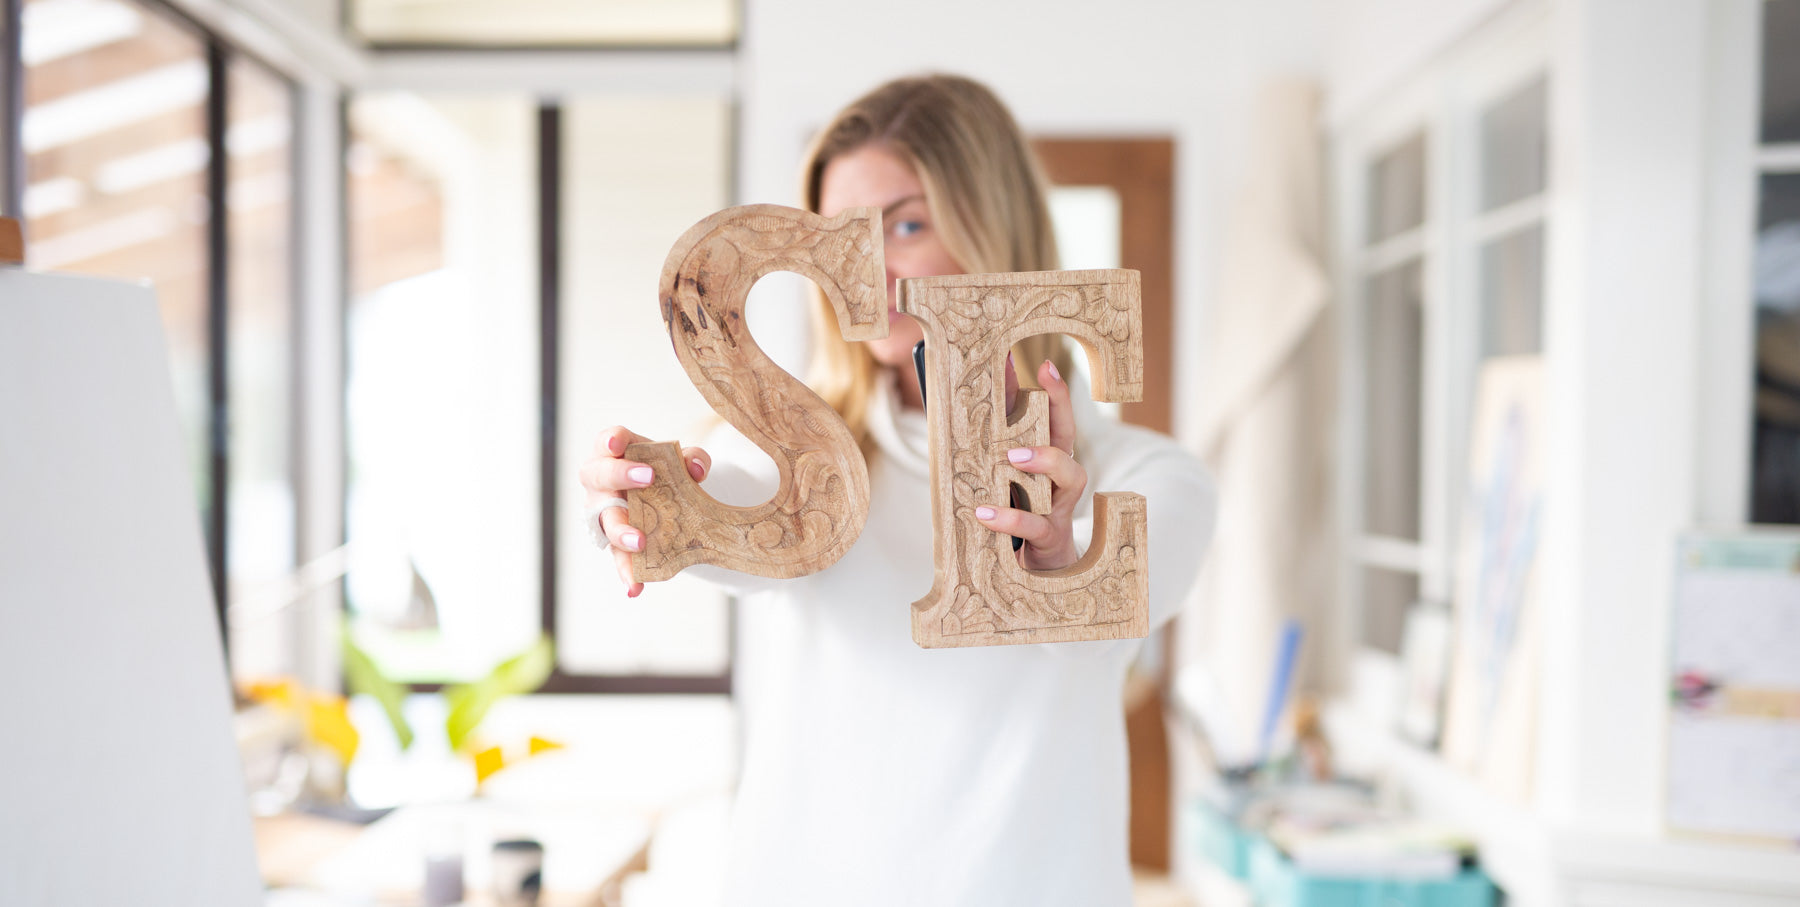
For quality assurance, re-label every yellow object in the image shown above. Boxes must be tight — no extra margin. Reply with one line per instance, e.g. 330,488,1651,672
528,735,564,756
243,677,361,766
305,696,361,766
244,678,300,710
474,745,507,785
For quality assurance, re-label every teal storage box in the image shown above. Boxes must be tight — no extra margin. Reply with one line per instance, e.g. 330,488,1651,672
1184,797,1257,880
1247,839,1497,907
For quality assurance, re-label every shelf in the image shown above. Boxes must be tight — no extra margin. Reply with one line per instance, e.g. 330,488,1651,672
1553,831,1800,902
1323,704,1555,905
1323,705,1800,906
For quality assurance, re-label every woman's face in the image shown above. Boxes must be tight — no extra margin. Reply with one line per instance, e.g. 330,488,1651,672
817,144,962,368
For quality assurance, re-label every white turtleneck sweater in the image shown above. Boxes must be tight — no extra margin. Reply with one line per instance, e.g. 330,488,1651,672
691,371,1216,906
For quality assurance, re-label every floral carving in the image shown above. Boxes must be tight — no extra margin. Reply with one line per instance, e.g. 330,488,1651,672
899,270,1150,648
624,205,887,581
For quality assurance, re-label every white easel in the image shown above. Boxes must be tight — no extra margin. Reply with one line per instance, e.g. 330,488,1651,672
0,217,263,905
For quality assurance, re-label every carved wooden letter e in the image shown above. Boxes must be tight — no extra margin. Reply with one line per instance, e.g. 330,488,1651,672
898,271,1150,648
624,204,887,581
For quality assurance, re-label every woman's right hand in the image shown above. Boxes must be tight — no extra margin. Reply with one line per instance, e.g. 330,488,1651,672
578,425,711,598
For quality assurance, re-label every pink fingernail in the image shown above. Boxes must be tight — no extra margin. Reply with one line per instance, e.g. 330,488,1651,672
975,506,997,520
628,466,654,485
608,435,623,455
622,530,642,552
1046,359,1062,383
690,458,706,478
1007,448,1033,463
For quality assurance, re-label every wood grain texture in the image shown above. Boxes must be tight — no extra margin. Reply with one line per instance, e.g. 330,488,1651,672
0,218,21,266
898,269,1149,648
624,204,886,582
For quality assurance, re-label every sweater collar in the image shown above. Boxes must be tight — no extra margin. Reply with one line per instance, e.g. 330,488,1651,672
866,368,932,478
864,362,1117,478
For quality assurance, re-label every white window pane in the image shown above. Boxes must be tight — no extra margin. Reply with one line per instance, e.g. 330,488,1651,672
1367,132,1426,242
1047,185,1121,270
1479,224,1544,358
1046,185,1123,418
1763,0,1800,144
353,0,739,47
345,94,541,682
556,96,732,676
1362,566,1418,655
1478,76,1548,212
1753,174,1800,523
1363,259,1424,540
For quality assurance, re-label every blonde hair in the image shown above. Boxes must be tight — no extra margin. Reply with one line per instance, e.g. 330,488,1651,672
799,74,1075,452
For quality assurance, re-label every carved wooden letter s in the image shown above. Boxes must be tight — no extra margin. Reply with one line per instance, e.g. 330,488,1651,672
624,204,887,581
897,270,1149,648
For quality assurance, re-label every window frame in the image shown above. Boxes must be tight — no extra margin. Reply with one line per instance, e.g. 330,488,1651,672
2,0,306,663
535,101,735,695
1749,0,1800,524
1331,9,1552,694
339,91,740,695
2,0,21,217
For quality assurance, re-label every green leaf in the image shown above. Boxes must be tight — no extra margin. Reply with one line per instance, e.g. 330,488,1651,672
444,636,554,753
342,625,415,751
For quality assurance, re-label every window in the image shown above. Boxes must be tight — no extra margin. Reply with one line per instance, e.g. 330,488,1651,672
345,91,738,691
344,92,542,683
1338,50,1549,656
2,1,23,216
1752,0,1800,524
555,96,733,682
1351,133,1428,653
15,0,300,681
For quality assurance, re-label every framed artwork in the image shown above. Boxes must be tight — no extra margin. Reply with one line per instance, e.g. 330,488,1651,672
1441,357,1545,802
1666,530,1800,843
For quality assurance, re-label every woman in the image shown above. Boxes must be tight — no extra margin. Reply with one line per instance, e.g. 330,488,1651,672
580,74,1215,905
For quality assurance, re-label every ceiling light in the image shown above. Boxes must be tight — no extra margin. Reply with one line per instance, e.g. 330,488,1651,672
23,60,207,153
22,0,143,67
32,206,179,271
95,138,210,195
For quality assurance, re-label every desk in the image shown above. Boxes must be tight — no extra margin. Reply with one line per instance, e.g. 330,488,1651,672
258,803,650,905
254,693,735,904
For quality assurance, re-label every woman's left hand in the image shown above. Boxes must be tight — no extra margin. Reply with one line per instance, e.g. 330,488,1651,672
974,358,1086,571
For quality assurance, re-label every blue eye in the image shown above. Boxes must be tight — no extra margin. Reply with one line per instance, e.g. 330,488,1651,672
892,220,925,239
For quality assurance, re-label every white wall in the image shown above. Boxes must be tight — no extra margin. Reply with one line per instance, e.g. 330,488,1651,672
1537,0,1713,837
1323,0,1513,124
736,0,1327,448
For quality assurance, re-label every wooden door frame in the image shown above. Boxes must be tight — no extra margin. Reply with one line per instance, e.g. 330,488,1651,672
1034,136,1178,872
1032,137,1176,436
